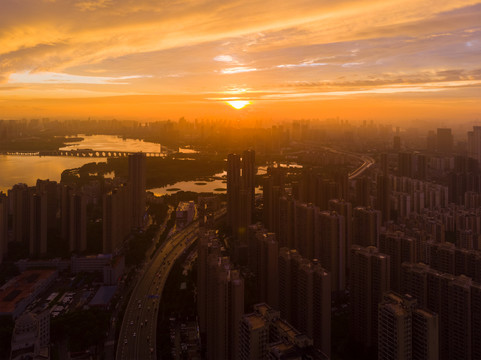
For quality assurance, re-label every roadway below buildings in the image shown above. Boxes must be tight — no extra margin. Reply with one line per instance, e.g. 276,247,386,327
115,219,200,360
104,207,173,360
303,141,375,180
346,153,375,180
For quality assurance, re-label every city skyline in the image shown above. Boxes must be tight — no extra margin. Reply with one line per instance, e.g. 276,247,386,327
0,0,480,121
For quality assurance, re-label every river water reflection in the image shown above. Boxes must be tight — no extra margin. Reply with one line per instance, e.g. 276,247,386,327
60,134,162,152
0,155,96,192
0,135,299,194
1,135,163,192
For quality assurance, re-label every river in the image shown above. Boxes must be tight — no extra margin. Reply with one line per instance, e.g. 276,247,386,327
0,135,299,195
0,135,163,192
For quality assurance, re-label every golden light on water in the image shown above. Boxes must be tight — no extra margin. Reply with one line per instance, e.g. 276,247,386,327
226,100,251,110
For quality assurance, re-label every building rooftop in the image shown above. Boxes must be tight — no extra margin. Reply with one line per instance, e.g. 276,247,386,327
89,285,117,307
0,269,57,315
243,313,266,331
177,201,194,212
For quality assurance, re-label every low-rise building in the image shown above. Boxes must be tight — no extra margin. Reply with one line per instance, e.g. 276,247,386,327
0,269,58,319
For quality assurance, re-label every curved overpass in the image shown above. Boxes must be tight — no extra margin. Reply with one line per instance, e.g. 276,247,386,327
302,141,375,180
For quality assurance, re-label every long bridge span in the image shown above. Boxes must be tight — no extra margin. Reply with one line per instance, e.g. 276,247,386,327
0,150,165,158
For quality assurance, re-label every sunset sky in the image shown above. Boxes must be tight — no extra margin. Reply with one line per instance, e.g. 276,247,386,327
0,0,480,122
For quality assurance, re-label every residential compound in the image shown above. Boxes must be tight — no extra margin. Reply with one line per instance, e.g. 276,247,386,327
0,153,147,262
215,136,481,359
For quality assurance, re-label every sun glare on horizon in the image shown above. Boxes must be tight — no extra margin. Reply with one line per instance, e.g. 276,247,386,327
226,100,251,110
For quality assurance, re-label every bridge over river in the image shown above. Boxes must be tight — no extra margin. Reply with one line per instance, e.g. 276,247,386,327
0,150,166,158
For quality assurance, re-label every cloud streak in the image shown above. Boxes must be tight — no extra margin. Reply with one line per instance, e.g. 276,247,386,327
0,0,480,119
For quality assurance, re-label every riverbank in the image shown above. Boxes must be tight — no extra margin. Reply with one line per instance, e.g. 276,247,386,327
61,155,226,190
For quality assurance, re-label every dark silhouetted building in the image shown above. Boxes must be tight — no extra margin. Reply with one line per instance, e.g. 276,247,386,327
350,245,390,349
378,292,438,360
129,152,146,229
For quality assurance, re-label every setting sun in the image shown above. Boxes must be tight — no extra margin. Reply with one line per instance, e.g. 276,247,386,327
226,100,251,110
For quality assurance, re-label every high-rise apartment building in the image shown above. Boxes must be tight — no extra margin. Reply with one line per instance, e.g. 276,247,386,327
436,128,453,154
328,199,352,270
467,126,481,165
0,192,8,263
197,230,222,334
227,153,241,232
378,292,438,360
35,179,59,234
252,228,279,309
278,196,296,249
227,151,256,243
318,210,346,293
376,174,391,222
10,184,31,245
379,231,416,292
103,185,130,254
355,176,371,207
242,149,256,213
197,230,244,359
350,245,390,349
69,192,87,253
61,184,72,243
278,248,331,356
352,206,381,247
401,262,481,360
29,192,47,257
294,202,317,259
128,152,146,229
240,303,330,360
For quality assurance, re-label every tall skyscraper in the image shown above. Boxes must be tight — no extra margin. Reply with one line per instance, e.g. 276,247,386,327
207,260,244,359
61,184,73,243
227,153,241,233
240,303,329,359
436,128,453,154
376,173,391,222
352,206,381,247
198,230,244,359
0,192,8,263
355,176,371,207
102,184,132,254
299,259,331,356
378,292,438,360
242,149,256,213
227,150,256,262
401,263,481,360
467,126,481,165
29,192,47,257
197,230,222,334
256,231,279,309
35,179,59,234
103,190,120,254
69,192,87,253
379,231,416,292
294,202,317,259
278,248,331,356
278,248,303,323
350,245,390,349
240,310,269,360
262,166,285,234
328,199,352,271
10,184,31,245
318,210,346,293
128,152,146,229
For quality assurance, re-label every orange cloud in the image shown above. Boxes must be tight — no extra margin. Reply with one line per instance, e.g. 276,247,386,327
0,0,480,120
